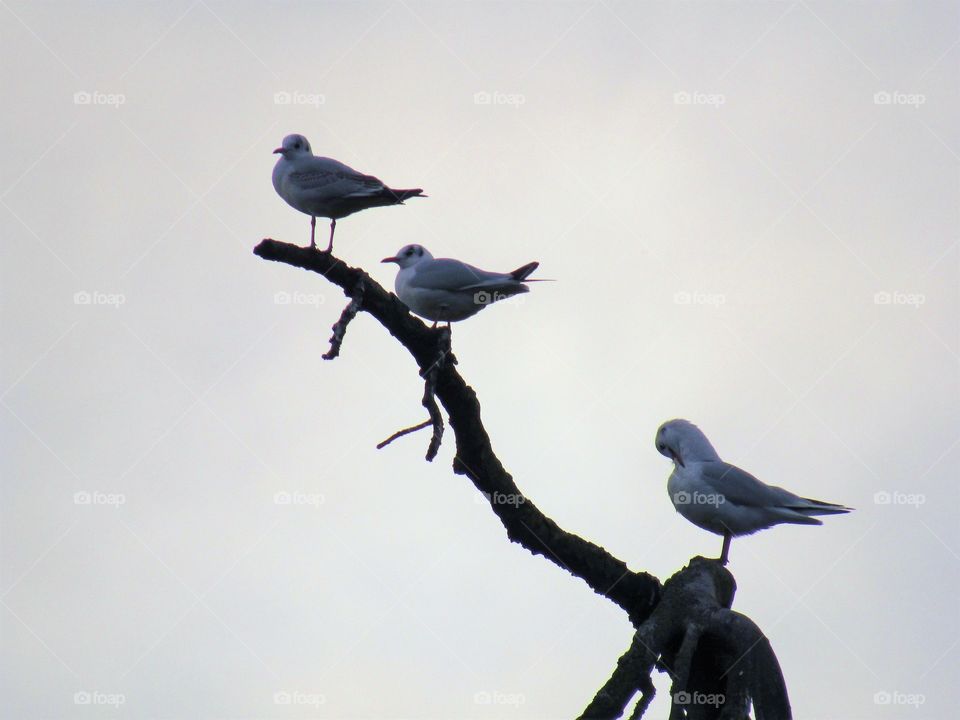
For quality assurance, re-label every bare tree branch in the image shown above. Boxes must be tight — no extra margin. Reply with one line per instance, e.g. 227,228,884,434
322,277,365,360
376,419,432,449
255,239,661,621
254,239,792,720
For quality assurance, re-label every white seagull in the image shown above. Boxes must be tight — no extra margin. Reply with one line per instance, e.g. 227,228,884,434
655,419,852,564
272,134,424,252
381,244,542,324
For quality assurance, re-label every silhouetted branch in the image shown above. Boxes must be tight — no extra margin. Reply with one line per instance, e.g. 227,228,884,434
253,239,792,719
580,558,790,719
322,278,365,360
418,324,450,460
376,419,432,449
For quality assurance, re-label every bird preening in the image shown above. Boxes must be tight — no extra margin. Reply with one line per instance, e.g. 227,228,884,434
656,419,853,564
272,133,424,252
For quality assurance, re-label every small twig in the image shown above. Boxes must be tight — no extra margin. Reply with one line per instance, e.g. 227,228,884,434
322,278,366,360
628,676,656,720
422,378,444,461
420,326,452,461
376,419,433,449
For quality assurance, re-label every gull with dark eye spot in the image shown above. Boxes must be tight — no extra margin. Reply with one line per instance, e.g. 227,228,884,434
381,244,546,326
272,133,425,252
656,419,853,564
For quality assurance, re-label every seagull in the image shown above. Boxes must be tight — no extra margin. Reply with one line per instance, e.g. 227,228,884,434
655,419,852,564
272,134,424,252
381,244,542,324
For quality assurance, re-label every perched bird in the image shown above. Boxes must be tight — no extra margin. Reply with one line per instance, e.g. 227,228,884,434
655,419,852,564
272,134,424,252
381,244,542,324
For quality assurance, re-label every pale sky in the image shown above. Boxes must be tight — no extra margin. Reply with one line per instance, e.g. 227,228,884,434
1,1,958,718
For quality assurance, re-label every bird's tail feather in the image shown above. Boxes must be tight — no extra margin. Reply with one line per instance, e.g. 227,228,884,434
387,187,426,202
510,262,539,281
793,498,854,516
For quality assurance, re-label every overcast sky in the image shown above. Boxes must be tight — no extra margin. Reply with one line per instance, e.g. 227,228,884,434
1,1,958,718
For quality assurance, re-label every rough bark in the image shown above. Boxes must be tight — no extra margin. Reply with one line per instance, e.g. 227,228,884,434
253,239,792,719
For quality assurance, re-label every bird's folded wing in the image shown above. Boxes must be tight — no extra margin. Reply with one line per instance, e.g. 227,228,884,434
289,158,385,196
698,462,804,508
409,260,511,291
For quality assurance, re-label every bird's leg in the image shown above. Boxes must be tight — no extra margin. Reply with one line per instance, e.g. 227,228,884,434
325,219,336,253
720,532,731,565
309,216,317,249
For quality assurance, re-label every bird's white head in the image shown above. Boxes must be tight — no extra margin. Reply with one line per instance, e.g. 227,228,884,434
273,134,313,157
381,244,434,269
655,419,721,467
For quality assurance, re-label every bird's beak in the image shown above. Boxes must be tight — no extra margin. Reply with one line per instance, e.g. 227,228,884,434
671,448,685,468
272,148,283,154
381,256,399,264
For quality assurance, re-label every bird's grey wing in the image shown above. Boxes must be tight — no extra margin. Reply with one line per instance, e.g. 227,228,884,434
409,259,511,292
288,157,385,197
698,462,804,508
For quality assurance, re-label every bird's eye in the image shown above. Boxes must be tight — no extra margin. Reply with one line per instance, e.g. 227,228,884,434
293,142,300,149
405,248,413,256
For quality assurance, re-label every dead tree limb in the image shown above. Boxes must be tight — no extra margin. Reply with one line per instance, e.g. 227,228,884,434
253,239,791,719
322,277,365,360
376,419,433,449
